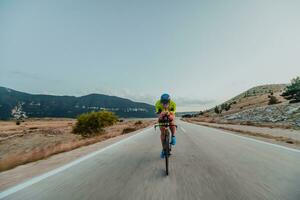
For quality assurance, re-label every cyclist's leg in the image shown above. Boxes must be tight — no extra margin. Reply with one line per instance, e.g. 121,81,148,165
169,119,176,145
160,127,166,148
170,121,176,136
160,127,168,158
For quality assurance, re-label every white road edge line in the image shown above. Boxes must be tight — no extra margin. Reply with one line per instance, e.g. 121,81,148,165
184,122,300,153
0,127,152,199
180,127,186,132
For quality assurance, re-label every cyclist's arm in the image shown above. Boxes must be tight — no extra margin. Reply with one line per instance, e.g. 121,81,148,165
169,101,176,115
155,101,162,114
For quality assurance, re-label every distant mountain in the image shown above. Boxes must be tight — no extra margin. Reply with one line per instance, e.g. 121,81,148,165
0,87,156,120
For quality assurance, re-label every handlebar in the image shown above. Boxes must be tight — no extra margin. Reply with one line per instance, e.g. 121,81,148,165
154,123,178,130
154,114,177,130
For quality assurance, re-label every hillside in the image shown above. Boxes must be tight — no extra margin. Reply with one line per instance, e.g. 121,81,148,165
0,87,156,120
185,84,300,129
209,84,287,115
224,84,287,105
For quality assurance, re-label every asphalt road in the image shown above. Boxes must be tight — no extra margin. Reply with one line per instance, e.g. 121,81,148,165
1,120,300,200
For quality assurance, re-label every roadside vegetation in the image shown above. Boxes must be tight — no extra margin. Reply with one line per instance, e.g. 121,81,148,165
73,111,118,136
282,76,300,103
268,94,280,105
188,120,300,146
11,102,27,125
0,116,155,172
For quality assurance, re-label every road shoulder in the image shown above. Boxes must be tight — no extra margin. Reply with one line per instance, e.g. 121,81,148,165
182,119,300,150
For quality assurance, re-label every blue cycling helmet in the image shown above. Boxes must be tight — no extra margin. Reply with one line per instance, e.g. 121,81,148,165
160,93,170,104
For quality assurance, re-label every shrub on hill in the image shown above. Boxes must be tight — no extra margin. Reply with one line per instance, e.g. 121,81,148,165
268,95,280,105
214,106,220,114
221,103,231,111
73,111,118,136
282,76,300,103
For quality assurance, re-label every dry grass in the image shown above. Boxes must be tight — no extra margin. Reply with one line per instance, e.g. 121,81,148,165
0,119,155,172
0,136,104,172
195,122,300,145
183,117,294,130
122,127,137,134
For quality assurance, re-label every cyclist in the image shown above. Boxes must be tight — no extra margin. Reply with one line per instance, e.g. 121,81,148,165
155,93,176,158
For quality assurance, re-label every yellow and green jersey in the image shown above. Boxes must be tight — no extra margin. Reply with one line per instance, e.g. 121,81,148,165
155,100,176,114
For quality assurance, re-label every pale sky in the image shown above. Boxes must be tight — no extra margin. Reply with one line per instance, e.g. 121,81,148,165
1,0,300,111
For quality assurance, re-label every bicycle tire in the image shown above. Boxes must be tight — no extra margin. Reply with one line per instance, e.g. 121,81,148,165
165,130,170,175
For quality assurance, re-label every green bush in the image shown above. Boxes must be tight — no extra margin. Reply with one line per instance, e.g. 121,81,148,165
96,111,118,127
282,76,300,103
73,111,118,136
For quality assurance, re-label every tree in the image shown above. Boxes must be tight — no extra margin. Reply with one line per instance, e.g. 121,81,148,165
282,76,300,103
224,103,231,111
11,102,27,124
220,103,231,112
214,106,220,114
221,104,226,111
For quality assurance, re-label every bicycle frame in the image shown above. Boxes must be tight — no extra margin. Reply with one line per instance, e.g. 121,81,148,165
154,122,177,175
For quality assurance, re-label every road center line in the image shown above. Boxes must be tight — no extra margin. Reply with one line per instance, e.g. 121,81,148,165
180,127,186,132
0,127,152,199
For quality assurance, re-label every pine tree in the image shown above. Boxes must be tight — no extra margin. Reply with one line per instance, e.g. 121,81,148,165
214,106,220,114
282,76,300,103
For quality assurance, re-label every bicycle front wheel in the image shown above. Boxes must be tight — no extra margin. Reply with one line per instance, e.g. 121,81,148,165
165,134,169,175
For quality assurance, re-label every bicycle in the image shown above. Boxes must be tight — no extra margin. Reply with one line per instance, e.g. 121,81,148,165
154,116,177,176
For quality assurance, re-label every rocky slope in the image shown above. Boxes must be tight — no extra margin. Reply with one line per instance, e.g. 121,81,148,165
186,84,300,129
224,102,300,127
